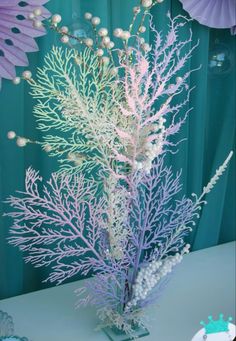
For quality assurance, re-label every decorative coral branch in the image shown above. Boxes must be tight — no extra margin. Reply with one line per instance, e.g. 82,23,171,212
6,168,107,283
5,5,234,337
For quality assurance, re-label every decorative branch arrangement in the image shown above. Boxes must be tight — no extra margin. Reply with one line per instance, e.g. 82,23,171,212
6,0,233,338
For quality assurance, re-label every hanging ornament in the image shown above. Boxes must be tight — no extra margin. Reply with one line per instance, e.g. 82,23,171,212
68,11,94,50
179,0,236,35
0,0,51,88
208,40,233,76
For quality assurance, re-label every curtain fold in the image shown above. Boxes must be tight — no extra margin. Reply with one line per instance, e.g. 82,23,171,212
0,0,235,299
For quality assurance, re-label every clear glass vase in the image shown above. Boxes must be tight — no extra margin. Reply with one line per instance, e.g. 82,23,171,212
102,324,150,341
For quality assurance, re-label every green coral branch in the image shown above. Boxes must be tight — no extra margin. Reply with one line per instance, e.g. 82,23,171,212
28,46,125,176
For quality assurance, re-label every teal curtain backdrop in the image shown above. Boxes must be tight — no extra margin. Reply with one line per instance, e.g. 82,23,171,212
0,0,235,300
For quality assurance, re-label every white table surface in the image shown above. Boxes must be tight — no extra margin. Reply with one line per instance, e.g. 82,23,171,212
0,242,235,341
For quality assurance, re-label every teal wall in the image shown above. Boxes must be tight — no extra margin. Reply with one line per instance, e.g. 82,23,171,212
0,0,235,299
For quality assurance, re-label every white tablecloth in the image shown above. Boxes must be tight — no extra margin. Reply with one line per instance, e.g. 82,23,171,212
0,242,235,341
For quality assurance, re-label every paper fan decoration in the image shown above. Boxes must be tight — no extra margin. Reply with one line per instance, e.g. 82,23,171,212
179,0,236,34
0,0,51,88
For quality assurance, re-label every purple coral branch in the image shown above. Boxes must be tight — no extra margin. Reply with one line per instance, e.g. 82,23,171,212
6,168,109,284
128,157,184,284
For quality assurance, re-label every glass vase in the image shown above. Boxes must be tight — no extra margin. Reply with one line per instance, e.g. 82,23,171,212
102,323,150,341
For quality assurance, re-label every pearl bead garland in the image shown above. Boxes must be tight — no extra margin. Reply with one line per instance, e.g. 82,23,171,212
134,117,166,173
7,131,16,139
33,20,43,28
108,41,115,49
113,28,123,38
33,8,42,16
12,77,21,85
60,26,69,34
51,14,62,24
139,26,146,33
44,144,52,152
98,28,108,37
176,76,183,83
125,244,190,311
133,6,141,14
84,12,92,20
122,31,131,40
16,137,27,147
142,0,153,8
91,17,101,26
141,43,151,52
101,56,110,65
61,35,69,44
102,36,111,46
22,70,32,80
96,49,104,57
84,38,94,47
28,13,35,20
203,151,233,194
139,37,145,44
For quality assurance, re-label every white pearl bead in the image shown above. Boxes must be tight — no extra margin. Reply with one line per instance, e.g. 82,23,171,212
98,28,108,37
108,41,115,49
156,0,164,3
96,49,104,57
91,17,101,26
176,76,183,83
84,12,92,20
113,28,123,38
16,137,27,147
28,13,35,20
139,26,146,33
84,38,93,47
61,35,69,44
22,70,32,80
60,26,69,34
142,43,151,52
33,8,42,16
133,6,141,14
51,14,62,24
44,144,52,152
33,20,42,28
102,36,110,45
142,0,153,7
102,56,110,65
12,77,21,85
139,37,145,44
122,31,130,40
7,131,16,139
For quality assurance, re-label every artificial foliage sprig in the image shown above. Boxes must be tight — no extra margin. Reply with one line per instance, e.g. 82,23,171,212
6,1,233,338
